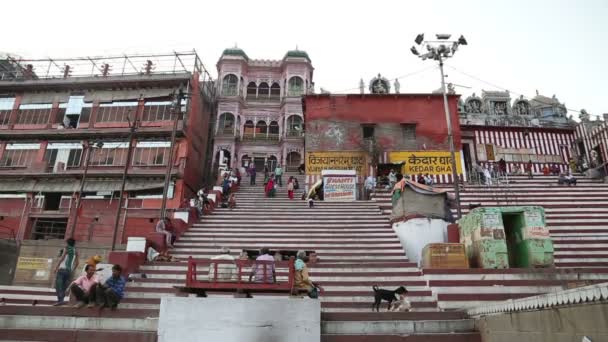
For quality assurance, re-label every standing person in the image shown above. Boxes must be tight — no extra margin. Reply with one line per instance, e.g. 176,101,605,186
293,177,300,190
92,264,126,309
155,218,174,249
498,158,507,176
228,193,237,209
66,264,98,308
265,177,276,198
53,238,79,306
364,175,376,200
264,165,269,180
287,177,295,200
249,164,257,185
274,164,283,187
525,160,533,179
391,173,406,206
249,248,276,283
222,175,231,196
483,166,492,186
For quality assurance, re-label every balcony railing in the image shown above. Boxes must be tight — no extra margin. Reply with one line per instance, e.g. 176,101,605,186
241,133,280,141
286,130,304,138
216,128,237,136
0,110,11,125
246,95,281,102
15,108,52,125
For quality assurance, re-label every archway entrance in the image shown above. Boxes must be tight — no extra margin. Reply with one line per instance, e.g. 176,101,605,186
215,149,231,168
286,151,302,171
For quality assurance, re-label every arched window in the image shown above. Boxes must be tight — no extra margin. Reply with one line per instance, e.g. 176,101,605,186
288,76,304,96
286,151,302,170
243,120,255,139
218,112,235,134
286,115,303,136
256,120,267,136
270,83,281,98
247,82,257,98
269,121,279,138
221,74,239,96
258,82,270,98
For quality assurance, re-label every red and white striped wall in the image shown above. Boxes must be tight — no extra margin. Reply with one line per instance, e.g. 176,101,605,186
466,126,576,174
575,122,608,167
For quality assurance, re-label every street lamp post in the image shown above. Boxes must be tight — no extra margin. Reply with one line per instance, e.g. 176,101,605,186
411,34,467,219
69,141,103,239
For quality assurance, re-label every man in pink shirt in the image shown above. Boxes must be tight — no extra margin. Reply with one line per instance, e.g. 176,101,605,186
66,264,99,308
249,248,276,283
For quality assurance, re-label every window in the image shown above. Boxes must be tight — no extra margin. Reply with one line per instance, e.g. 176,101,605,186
218,113,235,134
288,76,304,96
246,82,257,98
97,102,137,123
90,142,129,166
258,82,270,97
45,144,83,168
270,83,281,98
287,115,302,136
133,142,170,166
0,97,15,125
269,121,279,135
0,143,39,167
143,101,173,121
58,96,91,128
16,103,52,125
362,125,375,139
541,107,553,118
402,124,416,140
221,74,239,96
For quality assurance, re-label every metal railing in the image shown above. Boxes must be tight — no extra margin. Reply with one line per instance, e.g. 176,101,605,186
0,110,11,125
142,104,172,121
15,108,51,125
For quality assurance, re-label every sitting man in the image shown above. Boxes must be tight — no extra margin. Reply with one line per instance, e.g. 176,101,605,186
93,264,126,309
209,247,237,282
249,248,276,283
66,264,98,308
294,250,320,298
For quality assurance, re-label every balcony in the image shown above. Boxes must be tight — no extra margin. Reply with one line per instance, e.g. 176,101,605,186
241,133,280,142
246,95,281,103
285,130,304,139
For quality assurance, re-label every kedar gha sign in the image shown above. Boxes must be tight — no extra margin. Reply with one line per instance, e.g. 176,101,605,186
389,151,463,175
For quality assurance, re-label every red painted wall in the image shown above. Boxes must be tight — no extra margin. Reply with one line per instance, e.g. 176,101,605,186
304,94,461,151
0,198,26,239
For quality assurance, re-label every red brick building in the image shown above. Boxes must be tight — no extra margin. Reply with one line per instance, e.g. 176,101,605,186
0,52,215,245
303,78,461,187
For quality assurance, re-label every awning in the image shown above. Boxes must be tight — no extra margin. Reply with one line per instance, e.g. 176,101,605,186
0,179,165,193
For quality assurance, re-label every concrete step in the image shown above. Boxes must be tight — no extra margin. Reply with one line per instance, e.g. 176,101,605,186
321,318,476,335
0,328,157,342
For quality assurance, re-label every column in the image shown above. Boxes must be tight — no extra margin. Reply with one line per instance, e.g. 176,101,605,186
233,114,237,137
266,116,269,138
253,116,256,139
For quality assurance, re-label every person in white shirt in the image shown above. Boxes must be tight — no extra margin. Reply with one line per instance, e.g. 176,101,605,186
209,247,237,282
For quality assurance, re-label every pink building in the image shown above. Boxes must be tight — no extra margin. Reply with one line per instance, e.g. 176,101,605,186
213,48,313,173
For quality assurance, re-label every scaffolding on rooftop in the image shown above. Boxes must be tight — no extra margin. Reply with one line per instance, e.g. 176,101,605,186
0,50,214,84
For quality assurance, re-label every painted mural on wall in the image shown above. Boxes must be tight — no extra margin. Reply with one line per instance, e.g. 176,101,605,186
305,151,366,175
389,151,463,175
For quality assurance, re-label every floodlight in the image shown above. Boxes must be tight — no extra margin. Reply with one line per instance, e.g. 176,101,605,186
415,34,424,45
410,46,419,55
436,34,451,40
458,35,468,45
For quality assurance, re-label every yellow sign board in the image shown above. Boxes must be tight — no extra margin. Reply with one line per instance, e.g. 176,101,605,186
389,151,463,175
16,257,52,270
305,151,367,175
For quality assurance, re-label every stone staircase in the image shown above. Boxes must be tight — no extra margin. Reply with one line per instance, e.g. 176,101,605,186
0,171,479,341
371,173,608,310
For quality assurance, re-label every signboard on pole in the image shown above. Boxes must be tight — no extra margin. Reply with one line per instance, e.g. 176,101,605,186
322,170,357,202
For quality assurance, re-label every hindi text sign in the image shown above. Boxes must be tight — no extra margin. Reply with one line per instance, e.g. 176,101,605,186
389,151,463,175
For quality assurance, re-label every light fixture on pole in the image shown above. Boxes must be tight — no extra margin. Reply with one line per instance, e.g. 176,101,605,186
411,33,467,219
69,140,103,239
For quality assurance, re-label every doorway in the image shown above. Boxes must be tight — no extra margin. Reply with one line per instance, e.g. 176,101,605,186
502,212,525,268
43,193,62,211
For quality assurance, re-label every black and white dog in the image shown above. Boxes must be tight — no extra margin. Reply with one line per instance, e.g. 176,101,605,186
372,285,408,312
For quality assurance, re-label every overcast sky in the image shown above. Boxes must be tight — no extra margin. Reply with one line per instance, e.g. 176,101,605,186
3,0,607,119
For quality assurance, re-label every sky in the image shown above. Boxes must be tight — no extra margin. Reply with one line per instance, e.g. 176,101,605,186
3,0,608,119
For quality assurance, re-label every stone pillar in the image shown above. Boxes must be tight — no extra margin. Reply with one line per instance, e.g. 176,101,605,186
266,116,270,138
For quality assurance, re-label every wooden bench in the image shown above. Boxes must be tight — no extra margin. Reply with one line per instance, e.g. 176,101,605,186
175,257,308,298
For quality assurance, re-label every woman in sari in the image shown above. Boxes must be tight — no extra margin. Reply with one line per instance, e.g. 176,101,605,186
391,173,406,206
265,177,276,198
